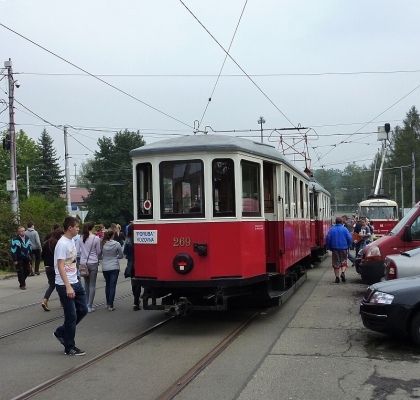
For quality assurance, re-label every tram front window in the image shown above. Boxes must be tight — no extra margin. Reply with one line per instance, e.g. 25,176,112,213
213,158,235,217
136,163,153,219
160,160,204,218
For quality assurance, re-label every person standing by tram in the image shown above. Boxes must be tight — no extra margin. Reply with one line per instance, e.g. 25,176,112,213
53,216,88,356
124,223,141,310
326,217,353,283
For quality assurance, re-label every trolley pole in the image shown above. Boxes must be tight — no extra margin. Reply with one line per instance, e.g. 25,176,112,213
5,58,19,216
64,126,72,215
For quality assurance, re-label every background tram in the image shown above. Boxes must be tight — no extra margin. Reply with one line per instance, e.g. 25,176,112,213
129,135,331,313
309,179,331,262
358,197,398,237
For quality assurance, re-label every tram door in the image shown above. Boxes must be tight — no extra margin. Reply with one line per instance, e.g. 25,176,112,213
263,162,278,272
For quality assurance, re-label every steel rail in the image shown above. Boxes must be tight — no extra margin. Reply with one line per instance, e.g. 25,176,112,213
156,309,264,400
10,316,175,400
0,277,131,316
0,293,133,340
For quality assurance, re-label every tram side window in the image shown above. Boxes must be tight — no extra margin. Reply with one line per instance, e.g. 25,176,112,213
292,177,297,218
160,160,204,219
213,159,235,217
299,181,304,218
136,163,153,219
304,183,309,218
241,161,261,217
284,172,290,217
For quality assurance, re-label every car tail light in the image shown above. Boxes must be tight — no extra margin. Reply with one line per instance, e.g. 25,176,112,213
388,261,397,280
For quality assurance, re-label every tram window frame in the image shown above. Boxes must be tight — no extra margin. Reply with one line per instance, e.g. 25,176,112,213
304,183,309,218
241,160,261,217
292,176,298,218
212,158,236,217
159,159,205,219
284,171,291,217
136,162,153,219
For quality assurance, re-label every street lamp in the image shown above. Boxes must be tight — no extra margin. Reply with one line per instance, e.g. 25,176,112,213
258,116,265,144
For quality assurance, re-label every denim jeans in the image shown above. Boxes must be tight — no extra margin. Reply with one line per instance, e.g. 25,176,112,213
103,269,119,308
55,281,88,352
83,263,99,308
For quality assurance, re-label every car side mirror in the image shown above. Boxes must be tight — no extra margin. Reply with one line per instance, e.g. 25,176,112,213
402,225,413,242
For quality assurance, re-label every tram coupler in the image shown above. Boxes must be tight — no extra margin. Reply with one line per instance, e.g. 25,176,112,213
164,297,191,316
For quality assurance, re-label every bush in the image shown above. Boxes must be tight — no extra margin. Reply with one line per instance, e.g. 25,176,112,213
0,195,67,271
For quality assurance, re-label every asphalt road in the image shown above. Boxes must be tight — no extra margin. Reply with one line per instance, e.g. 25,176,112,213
1,257,420,400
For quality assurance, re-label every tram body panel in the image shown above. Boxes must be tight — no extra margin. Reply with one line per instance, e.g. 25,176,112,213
134,221,265,281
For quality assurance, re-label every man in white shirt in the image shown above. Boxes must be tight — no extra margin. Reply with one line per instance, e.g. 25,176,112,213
53,217,88,356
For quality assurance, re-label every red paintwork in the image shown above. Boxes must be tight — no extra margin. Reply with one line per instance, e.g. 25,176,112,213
371,220,398,236
310,219,331,250
134,219,314,280
134,221,266,280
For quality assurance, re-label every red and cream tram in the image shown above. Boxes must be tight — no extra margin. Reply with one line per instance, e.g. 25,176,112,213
309,178,332,262
129,135,331,313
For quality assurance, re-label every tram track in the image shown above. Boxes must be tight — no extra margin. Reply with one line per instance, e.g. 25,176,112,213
0,277,131,316
10,308,264,400
10,316,176,400
0,293,133,340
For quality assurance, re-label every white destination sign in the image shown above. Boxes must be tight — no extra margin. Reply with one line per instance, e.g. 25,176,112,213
134,230,158,244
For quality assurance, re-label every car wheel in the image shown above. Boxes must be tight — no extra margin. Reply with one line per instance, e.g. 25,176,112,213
410,312,420,347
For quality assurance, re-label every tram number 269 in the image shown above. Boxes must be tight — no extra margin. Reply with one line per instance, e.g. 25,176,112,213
173,237,191,247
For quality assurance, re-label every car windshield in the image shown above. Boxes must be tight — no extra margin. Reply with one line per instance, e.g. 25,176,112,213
389,207,418,235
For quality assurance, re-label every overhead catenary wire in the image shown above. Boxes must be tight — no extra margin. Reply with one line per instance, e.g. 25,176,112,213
199,0,248,126
178,0,297,129
9,68,420,77
0,22,194,130
312,80,420,167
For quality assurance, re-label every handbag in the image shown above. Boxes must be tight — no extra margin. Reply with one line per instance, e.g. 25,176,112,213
79,237,95,277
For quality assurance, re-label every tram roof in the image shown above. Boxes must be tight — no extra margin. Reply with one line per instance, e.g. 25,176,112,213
309,178,331,196
130,134,309,180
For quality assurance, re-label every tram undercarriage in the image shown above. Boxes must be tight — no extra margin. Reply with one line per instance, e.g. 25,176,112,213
133,267,307,315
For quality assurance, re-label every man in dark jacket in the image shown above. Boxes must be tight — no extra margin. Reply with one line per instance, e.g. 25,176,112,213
11,226,33,289
326,217,352,283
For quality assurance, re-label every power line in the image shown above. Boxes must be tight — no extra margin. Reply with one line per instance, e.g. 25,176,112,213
9,69,420,77
0,22,194,130
312,81,420,167
199,0,248,126
178,0,296,128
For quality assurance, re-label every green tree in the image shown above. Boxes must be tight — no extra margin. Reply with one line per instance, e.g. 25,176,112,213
81,129,146,227
32,128,65,197
0,129,39,202
387,106,420,208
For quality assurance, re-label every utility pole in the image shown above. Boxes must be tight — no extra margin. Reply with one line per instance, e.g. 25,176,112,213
26,166,29,197
412,152,416,206
401,167,404,218
64,126,72,215
5,58,19,216
258,116,265,144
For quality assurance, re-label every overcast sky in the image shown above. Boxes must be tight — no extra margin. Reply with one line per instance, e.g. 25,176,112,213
1,0,420,178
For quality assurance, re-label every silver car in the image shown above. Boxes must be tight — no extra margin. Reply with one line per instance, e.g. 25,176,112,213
384,246,420,280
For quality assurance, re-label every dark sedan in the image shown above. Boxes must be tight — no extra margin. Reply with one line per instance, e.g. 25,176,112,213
360,276,420,346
